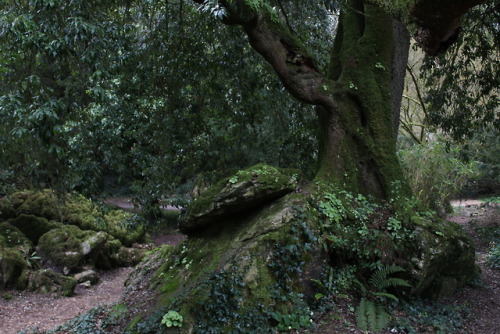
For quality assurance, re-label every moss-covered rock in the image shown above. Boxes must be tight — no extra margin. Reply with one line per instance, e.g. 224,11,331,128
0,246,29,289
0,196,16,219
26,269,77,296
119,187,476,332
73,269,99,285
0,222,33,256
38,225,122,272
126,194,317,333
409,216,477,298
110,247,145,267
8,214,61,244
0,223,32,290
9,190,146,246
103,210,146,247
180,164,300,234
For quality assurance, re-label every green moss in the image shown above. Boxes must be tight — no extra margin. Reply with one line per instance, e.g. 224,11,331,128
185,164,299,218
0,196,15,219
9,190,145,246
27,269,77,296
38,225,93,269
9,214,61,244
0,222,33,256
0,246,29,288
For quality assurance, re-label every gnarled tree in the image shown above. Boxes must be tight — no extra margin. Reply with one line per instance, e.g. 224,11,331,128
191,0,485,200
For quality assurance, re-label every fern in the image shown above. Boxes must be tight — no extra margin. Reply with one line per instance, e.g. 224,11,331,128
356,298,391,332
355,265,411,333
356,298,370,330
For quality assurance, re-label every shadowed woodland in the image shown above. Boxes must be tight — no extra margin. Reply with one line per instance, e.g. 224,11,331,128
0,0,499,333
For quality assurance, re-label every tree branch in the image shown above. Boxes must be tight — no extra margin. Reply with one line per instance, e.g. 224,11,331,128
369,0,487,54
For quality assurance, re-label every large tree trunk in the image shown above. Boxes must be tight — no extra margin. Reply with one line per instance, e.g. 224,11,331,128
316,2,410,199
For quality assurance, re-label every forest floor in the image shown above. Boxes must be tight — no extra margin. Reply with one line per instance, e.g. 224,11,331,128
0,199,498,334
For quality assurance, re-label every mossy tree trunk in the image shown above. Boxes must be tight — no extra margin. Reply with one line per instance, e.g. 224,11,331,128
190,0,483,200
315,2,409,199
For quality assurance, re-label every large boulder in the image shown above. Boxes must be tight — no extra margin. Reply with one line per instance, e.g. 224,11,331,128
24,269,77,296
37,224,128,272
180,164,299,234
0,223,32,289
8,214,61,244
0,247,29,289
8,190,146,246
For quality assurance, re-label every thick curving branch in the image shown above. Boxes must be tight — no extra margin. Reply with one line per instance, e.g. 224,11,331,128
191,0,336,109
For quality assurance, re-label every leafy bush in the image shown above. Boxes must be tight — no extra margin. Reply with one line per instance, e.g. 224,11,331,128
460,129,500,195
398,139,478,215
392,299,470,334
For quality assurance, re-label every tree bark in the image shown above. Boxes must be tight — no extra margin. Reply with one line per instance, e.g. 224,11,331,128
190,0,483,199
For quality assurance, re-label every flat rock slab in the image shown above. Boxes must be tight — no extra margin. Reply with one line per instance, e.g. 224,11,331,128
180,164,299,234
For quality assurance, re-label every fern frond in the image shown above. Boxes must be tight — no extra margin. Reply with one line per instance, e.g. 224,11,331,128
356,298,392,333
372,291,399,302
366,299,378,330
355,298,369,331
353,278,368,295
368,265,405,289
378,277,412,290
373,303,391,332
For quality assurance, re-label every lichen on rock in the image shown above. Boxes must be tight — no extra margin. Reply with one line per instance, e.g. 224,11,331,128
180,164,300,234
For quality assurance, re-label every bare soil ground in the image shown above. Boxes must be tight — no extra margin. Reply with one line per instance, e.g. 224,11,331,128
0,267,133,334
0,232,185,334
0,200,497,334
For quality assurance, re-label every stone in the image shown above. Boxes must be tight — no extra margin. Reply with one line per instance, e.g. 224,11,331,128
179,164,299,234
110,247,145,267
0,247,29,289
74,269,99,285
26,269,77,296
8,214,61,244
9,190,146,246
0,196,16,219
81,231,108,255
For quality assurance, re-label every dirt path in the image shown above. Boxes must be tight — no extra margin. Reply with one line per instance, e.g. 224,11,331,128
445,200,500,334
0,267,133,334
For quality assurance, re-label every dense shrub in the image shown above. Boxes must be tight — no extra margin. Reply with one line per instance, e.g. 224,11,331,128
398,139,478,215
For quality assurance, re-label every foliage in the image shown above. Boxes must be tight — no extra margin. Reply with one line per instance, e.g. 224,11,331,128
420,2,499,141
0,0,318,208
392,299,470,334
270,311,313,331
161,310,183,328
314,187,416,271
354,265,411,333
398,139,478,215
458,128,500,195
